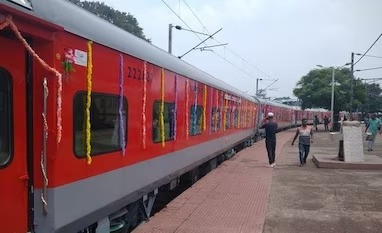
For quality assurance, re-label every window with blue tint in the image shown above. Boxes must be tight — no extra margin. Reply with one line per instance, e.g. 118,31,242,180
73,92,127,157
190,105,203,136
0,68,12,168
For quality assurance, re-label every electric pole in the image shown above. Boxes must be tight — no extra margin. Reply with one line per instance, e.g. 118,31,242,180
350,52,354,119
256,78,262,95
168,24,173,54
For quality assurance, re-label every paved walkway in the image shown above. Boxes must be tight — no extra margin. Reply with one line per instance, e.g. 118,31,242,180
263,126,382,233
134,125,382,233
133,131,294,233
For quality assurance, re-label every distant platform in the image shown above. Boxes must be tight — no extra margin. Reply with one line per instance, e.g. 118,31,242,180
313,154,382,170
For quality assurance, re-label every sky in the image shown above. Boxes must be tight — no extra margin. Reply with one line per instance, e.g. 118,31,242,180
92,0,382,98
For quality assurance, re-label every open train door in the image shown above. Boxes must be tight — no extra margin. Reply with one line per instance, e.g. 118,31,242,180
0,35,29,232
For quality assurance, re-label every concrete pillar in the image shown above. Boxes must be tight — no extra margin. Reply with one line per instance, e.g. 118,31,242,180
342,121,364,162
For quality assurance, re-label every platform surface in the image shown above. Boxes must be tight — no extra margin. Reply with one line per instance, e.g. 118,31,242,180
134,125,382,233
133,131,293,233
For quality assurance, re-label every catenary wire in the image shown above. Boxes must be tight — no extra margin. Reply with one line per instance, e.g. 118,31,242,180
182,0,275,80
162,0,272,82
354,33,382,66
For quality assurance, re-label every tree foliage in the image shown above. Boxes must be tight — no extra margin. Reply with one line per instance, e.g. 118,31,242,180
360,83,382,113
68,0,150,42
293,68,366,112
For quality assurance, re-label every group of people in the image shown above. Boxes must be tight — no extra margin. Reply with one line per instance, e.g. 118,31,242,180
261,112,313,167
261,112,382,166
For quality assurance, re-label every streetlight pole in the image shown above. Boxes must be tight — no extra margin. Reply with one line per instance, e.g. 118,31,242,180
317,63,351,130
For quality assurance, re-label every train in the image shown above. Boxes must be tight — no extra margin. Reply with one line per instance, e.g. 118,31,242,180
0,0,329,232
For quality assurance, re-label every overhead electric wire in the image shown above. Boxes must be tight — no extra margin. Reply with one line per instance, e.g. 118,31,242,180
355,66,382,72
354,33,382,66
161,0,261,82
355,53,382,59
182,0,275,80
261,79,279,92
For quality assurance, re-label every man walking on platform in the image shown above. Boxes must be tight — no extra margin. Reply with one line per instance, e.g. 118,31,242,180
291,118,313,167
365,113,381,151
323,115,329,131
261,112,278,167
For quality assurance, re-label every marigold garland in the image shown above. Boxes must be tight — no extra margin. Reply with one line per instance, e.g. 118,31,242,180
203,84,207,131
119,54,126,156
215,90,219,131
85,41,93,165
245,103,247,127
142,61,147,149
223,97,227,131
160,69,165,147
250,104,254,127
209,87,213,133
174,75,178,139
238,99,241,128
185,79,189,138
0,16,63,144
41,78,49,214
220,91,224,130
193,82,198,134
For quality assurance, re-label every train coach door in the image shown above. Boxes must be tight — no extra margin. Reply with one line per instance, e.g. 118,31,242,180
0,35,29,232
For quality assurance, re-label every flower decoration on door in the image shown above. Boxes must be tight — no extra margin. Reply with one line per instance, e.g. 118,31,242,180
63,48,75,76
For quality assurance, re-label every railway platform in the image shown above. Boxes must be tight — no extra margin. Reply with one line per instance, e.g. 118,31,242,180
133,126,382,233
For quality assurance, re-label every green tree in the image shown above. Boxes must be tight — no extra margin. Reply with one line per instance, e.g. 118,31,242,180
68,0,150,42
293,67,366,113
360,83,382,113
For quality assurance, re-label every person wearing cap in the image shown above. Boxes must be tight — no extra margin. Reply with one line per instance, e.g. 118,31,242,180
261,112,278,167
291,118,313,167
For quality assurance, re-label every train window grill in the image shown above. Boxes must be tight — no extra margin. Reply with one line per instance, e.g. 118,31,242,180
210,107,221,132
152,101,175,143
190,105,203,136
73,92,127,157
0,68,12,168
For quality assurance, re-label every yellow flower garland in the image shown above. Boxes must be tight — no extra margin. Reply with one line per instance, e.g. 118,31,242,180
203,85,207,131
223,98,227,131
160,69,165,147
185,79,189,138
238,101,241,128
86,41,93,165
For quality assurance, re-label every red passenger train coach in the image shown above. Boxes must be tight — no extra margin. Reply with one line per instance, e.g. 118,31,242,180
0,1,328,232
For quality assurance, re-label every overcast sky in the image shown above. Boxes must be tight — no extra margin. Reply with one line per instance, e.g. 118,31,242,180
93,0,382,98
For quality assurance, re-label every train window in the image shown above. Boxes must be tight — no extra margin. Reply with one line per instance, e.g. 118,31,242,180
233,105,239,128
225,104,231,129
153,101,175,143
0,68,12,168
73,92,127,157
211,107,221,132
190,105,203,135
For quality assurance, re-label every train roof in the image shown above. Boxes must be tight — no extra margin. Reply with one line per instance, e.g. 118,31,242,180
257,98,329,112
258,98,299,110
0,0,258,103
